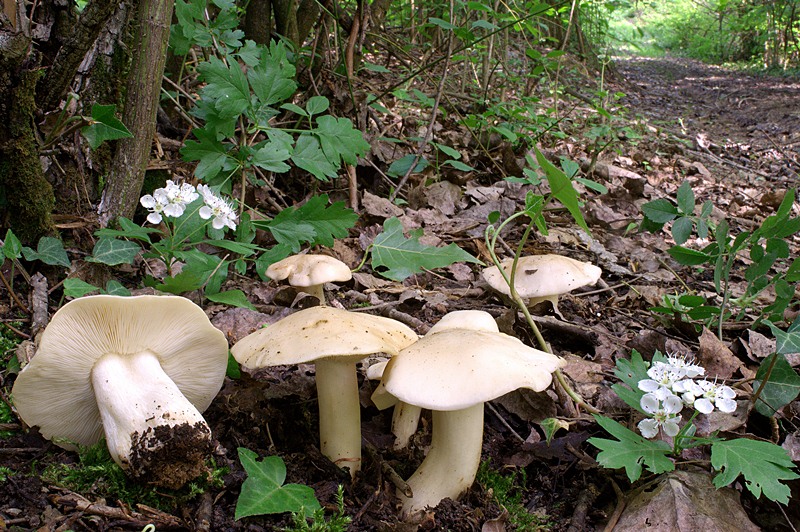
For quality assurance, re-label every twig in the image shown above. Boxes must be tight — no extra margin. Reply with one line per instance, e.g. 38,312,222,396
603,480,626,532
29,272,49,338
486,401,524,442
51,492,185,529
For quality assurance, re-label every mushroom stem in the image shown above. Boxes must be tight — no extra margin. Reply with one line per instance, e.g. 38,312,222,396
91,351,211,488
391,402,422,450
315,357,361,477
399,404,484,517
305,283,327,305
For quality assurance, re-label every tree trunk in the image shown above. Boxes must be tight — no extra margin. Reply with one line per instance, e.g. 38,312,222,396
97,0,174,226
244,0,272,45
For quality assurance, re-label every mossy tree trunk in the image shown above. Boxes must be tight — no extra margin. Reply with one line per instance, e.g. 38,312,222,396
97,0,175,226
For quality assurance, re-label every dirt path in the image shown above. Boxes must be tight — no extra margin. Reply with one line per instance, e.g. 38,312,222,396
615,56,800,183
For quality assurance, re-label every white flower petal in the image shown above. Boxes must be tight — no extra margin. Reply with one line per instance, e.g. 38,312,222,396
640,393,660,414
663,418,681,437
199,206,213,220
638,418,659,439
695,398,714,414
140,195,157,208
146,212,163,224
663,395,684,414
716,398,737,413
638,379,660,392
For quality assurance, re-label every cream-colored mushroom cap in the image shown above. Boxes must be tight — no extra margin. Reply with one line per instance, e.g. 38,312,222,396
482,254,601,299
381,329,563,411
231,306,418,368
426,309,499,335
266,254,352,288
11,295,229,450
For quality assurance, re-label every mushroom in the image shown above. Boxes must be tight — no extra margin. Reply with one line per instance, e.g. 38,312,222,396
370,310,502,450
482,254,601,317
374,312,563,516
266,254,352,305
11,295,229,488
231,306,418,477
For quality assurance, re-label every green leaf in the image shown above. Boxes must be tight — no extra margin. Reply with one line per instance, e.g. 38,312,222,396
612,349,650,413
234,448,321,519
21,237,70,267
291,135,338,180
157,251,228,295
667,245,711,266
671,216,694,245
63,278,101,298
642,199,679,224
443,159,475,172
206,289,256,310
534,148,589,233
314,115,370,166
81,104,133,150
676,180,695,215
752,354,800,417
251,139,292,173
248,43,297,106
540,417,569,444
588,415,674,483
305,96,329,116
711,439,799,504
198,56,251,118
95,217,157,243
255,195,357,252
104,280,131,296
387,154,428,177
86,238,140,266
766,317,800,355
226,351,241,379
181,129,234,180
370,217,481,281
2,229,22,259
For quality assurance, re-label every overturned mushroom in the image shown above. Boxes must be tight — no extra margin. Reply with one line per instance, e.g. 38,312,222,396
12,295,229,488
266,254,352,305
482,254,601,317
231,306,418,477
375,311,562,516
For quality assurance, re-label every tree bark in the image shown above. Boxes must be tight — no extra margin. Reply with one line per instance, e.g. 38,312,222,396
97,0,174,226
243,0,272,45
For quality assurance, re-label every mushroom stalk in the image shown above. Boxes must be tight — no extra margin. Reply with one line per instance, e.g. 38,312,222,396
91,351,211,488
315,357,362,477
399,404,484,517
391,402,422,450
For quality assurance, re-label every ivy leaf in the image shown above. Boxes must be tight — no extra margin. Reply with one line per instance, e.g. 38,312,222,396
234,448,321,519
206,289,256,310
2,229,22,259
21,237,70,267
181,128,234,180
63,278,101,298
104,280,131,296
588,414,674,483
94,217,157,243
766,316,800,355
291,135,338,180
86,238,140,266
81,104,133,150
370,217,481,281
314,115,371,166
752,353,800,417
711,439,799,504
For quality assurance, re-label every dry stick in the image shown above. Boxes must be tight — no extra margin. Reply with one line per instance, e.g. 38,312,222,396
51,492,184,529
602,480,627,532
0,269,29,315
486,401,524,442
29,272,49,338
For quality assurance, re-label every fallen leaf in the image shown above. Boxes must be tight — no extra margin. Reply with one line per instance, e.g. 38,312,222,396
697,328,744,379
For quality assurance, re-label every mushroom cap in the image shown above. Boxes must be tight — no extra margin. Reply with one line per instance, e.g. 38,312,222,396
231,306,419,369
11,295,229,449
482,254,601,299
427,310,499,335
381,329,563,411
266,254,352,287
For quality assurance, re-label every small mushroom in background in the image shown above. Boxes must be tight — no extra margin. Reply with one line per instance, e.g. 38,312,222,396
373,310,563,517
11,295,229,489
482,254,601,318
370,310,502,450
231,306,418,478
266,254,352,305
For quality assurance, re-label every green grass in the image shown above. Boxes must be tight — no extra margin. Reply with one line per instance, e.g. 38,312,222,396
0,323,23,438
477,461,552,531
284,485,351,532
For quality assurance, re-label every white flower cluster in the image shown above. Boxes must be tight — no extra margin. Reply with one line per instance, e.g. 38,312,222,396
140,181,238,231
636,355,737,439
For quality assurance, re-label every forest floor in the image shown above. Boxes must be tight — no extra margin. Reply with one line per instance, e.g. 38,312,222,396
1,54,800,531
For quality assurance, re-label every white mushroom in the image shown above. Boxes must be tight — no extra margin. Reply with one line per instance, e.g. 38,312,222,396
370,310,501,450
375,313,563,516
11,295,229,488
266,254,352,305
482,254,601,317
231,306,418,477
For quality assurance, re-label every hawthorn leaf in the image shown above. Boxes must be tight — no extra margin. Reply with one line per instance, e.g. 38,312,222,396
370,217,480,281
206,289,256,310
711,439,799,504
254,195,357,252
181,129,233,180
251,139,292,173
234,448,320,519
588,414,674,483
197,56,250,118
292,135,338,180
315,115,370,166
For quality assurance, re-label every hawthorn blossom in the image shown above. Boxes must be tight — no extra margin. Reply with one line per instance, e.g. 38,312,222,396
638,364,684,401
662,355,705,379
676,379,737,414
197,184,238,231
140,180,199,224
638,393,683,439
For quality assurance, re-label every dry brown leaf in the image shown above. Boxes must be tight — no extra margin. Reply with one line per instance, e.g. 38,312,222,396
612,470,759,531
481,511,508,532
697,328,744,379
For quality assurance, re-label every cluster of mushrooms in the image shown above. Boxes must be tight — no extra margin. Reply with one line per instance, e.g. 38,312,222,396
10,252,601,517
